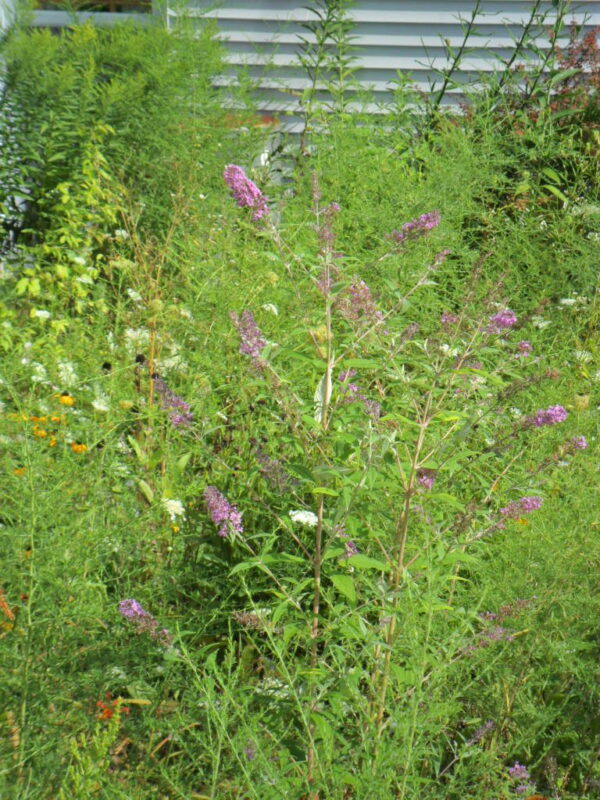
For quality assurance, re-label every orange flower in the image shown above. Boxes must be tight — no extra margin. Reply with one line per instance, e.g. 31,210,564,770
49,436,57,447
50,415,63,424
56,393,75,407
32,427,47,439
13,467,26,476
70,442,87,454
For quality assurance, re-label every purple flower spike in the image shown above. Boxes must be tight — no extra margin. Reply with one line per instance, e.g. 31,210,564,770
417,468,436,490
441,311,459,325
570,435,588,450
487,309,518,333
230,310,267,367
509,762,530,781
223,164,268,221
529,404,568,427
119,599,171,646
153,376,193,428
204,486,244,538
119,598,150,620
337,280,386,329
389,210,441,244
515,340,532,358
500,496,543,519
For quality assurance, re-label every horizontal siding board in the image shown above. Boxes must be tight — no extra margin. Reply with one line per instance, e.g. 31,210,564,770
179,1,599,128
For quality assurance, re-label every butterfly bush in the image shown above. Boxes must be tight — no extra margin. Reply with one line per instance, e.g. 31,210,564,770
223,164,269,221
153,375,193,428
204,486,243,538
229,310,267,367
119,599,171,646
528,404,568,427
500,496,543,520
388,210,441,243
487,308,518,333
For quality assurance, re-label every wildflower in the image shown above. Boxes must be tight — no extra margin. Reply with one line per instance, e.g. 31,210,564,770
153,375,193,428
32,427,47,439
13,467,26,476
515,340,532,358
529,404,568,427
466,720,496,745
118,598,171,646
574,350,593,363
559,297,576,306
389,210,441,243
500,496,543,519
49,436,57,447
92,395,110,413
338,370,381,420
570,435,588,449
57,360,78,387
508,763,530,781
32,309,51,320
441,311,459,325
70,442,87,454
223,164,269,221
417,469,436,490
289,509,318,528
337,280,385,329
162,498,186,522
57,393,75,407
229,311,267,366
204,486,244,537
487,309,517,333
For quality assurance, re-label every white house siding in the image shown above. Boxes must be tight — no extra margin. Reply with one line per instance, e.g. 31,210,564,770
171,0,600,130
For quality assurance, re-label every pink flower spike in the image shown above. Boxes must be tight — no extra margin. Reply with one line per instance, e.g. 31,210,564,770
223,164,268,221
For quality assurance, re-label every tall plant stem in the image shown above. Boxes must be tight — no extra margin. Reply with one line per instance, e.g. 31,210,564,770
373,395,432,737
307,264,334,794
429,0,483,117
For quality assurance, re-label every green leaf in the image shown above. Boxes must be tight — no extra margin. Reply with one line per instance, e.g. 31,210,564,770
127,436,148,466
312,486,338,496
176,452,192,473
343,358,380,369
430,492,465,510
330,574,356,604
543,184,568,204
286,463,315,483
136,479,154,505
347,555,390,572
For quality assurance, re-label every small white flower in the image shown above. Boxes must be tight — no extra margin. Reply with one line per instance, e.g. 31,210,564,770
198,194,207,201
289,509,318,527
92,395,110,412
440,343,459,356
30,362,48,384
559,298,577,307
509,407,523,418
574,350,593,363
33,309,51,320
58,360,78,387
114,229,130,240
262,303,278,315
531,316,551,329
587,231,600,241
162,498,186,521
124,327,150,353
126,288,143,305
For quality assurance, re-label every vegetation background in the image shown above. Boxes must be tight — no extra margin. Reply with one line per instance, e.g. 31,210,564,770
0,3,599,798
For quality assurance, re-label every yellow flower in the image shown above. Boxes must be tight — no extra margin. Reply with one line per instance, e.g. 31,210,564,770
13,467,26,476
171,524,180,534
56,393,75,407
32,427,47,439
50,415,63,424
70,442,87,454
49,436,57,447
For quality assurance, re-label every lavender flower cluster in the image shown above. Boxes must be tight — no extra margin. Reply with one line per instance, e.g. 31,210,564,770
230,310,267,367
487,308,518,333
153,375,193,428
118,598,171,646
528,404,568,427
337,280,386,330
339,370,381,420
500,496,543,521
223,164,268,221
389,210,441,244
417,468,437,490
204,486,243,538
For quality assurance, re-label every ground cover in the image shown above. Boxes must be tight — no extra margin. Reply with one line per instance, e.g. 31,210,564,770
0,15,599,800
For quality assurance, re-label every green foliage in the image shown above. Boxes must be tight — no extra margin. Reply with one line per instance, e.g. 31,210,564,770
1,16,600,800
